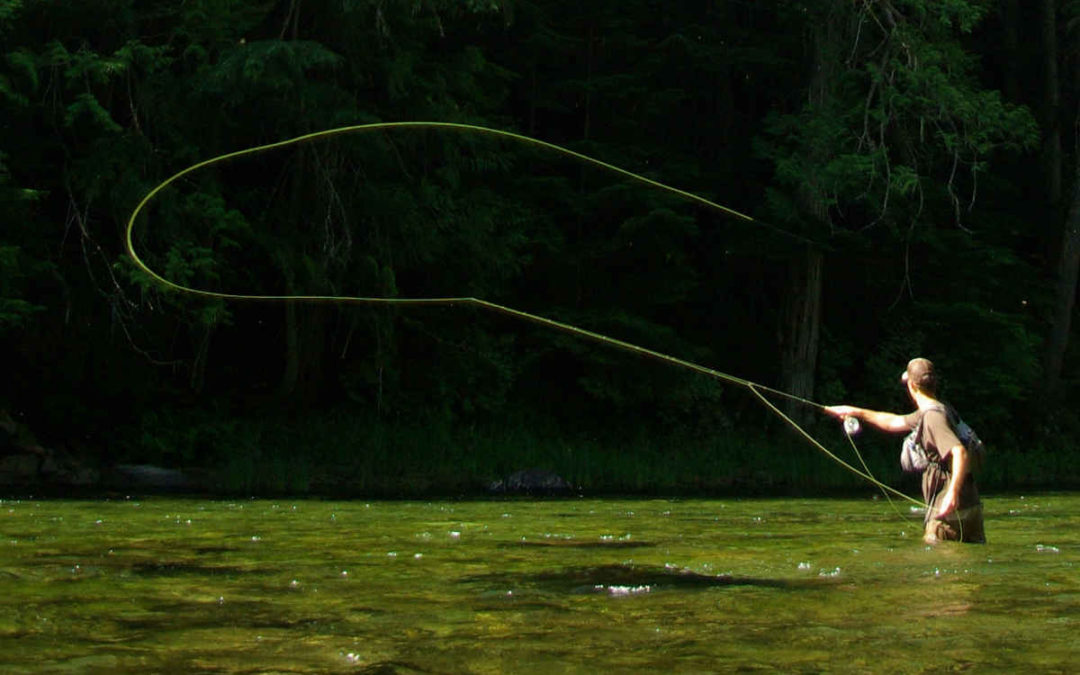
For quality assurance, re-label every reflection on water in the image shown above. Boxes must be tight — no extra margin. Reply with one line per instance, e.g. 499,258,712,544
0,495,1077,672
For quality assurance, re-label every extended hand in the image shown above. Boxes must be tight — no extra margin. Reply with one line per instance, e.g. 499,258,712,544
824,405,857,419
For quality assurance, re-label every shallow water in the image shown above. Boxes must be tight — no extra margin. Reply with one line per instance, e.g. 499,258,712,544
1,494,1076,673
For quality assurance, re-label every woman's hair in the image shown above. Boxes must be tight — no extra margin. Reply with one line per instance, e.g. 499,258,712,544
904,357,938,396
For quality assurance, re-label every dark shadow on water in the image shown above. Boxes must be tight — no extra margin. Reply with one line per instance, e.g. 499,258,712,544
503,539,655,550
111,600,386,633
129,562,263,577
192,546,239,555
353,662,432,675
466,563,830,595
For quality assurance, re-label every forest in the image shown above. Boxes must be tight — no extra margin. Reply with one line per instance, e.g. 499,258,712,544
1,0,1078,496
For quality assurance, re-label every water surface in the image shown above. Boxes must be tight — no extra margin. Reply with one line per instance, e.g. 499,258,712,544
1,494,1076,672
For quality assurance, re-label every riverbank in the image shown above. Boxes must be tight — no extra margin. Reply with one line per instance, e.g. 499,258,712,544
6,404,1078,498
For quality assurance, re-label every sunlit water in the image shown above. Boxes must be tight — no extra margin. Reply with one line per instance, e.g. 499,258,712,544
1,494,1076,673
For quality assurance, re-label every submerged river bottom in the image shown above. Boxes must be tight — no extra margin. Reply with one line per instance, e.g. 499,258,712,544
1,494,1077,673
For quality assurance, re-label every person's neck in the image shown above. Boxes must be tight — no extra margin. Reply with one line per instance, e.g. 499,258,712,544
913,390,941,411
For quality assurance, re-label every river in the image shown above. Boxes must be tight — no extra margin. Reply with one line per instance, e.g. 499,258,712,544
1,494,1076,672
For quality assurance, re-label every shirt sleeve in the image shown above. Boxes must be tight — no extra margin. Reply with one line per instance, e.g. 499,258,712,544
902,410,920,432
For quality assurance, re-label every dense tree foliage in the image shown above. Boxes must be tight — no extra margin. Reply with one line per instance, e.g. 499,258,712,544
1,0,1077,494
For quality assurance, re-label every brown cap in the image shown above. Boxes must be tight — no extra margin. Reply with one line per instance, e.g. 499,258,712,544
902,357,936,393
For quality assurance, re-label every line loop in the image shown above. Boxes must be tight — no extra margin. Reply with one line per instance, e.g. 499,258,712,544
125,121,922,509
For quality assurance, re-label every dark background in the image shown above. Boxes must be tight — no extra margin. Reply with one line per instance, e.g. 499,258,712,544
1,0,1077,495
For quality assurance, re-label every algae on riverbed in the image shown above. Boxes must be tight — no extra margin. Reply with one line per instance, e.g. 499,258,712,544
1,495,1076,673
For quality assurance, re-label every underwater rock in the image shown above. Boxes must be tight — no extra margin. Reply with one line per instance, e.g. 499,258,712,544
109,464,191,490
488,467,574,496
0,410,99,487
0,453,39,482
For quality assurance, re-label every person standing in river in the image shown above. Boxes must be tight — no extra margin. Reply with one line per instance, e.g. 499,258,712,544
825,358,985,544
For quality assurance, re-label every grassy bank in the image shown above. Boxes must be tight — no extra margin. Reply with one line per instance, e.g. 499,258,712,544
108,408,1080,498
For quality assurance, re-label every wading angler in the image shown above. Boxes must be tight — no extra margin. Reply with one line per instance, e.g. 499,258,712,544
827,358,985,544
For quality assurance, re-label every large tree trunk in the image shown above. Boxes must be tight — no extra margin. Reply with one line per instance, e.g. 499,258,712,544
776,5,840,420
1001,0,1020,103
1044,118,1080,395
1045,174,1080,393
1043,0,1063,211
1042,0,1077,396
279,300,328,405
276,140,327,405
280,299,300,399
779,247,823,421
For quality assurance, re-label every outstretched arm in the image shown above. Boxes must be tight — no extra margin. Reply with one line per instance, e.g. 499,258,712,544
825,405,910,433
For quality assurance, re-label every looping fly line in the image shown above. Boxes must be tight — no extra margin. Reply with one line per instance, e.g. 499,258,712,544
125,121,925,509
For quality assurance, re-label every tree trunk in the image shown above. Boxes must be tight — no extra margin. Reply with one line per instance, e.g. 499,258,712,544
279,297,300,399
278,300,328,404
779,247,823,421
1001,0,1020,102
1041,0,1076,396
1044,116,1080,395
583,22,594,142
1043,0,1062,210
776,4,839,420
189,323,213,393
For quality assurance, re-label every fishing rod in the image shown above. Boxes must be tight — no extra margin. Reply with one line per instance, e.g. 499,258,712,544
125,121,925,509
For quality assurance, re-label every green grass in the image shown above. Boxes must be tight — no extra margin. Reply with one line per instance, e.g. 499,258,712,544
119,407,1080,498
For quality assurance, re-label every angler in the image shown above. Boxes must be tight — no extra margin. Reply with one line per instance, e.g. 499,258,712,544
826,358,985,544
